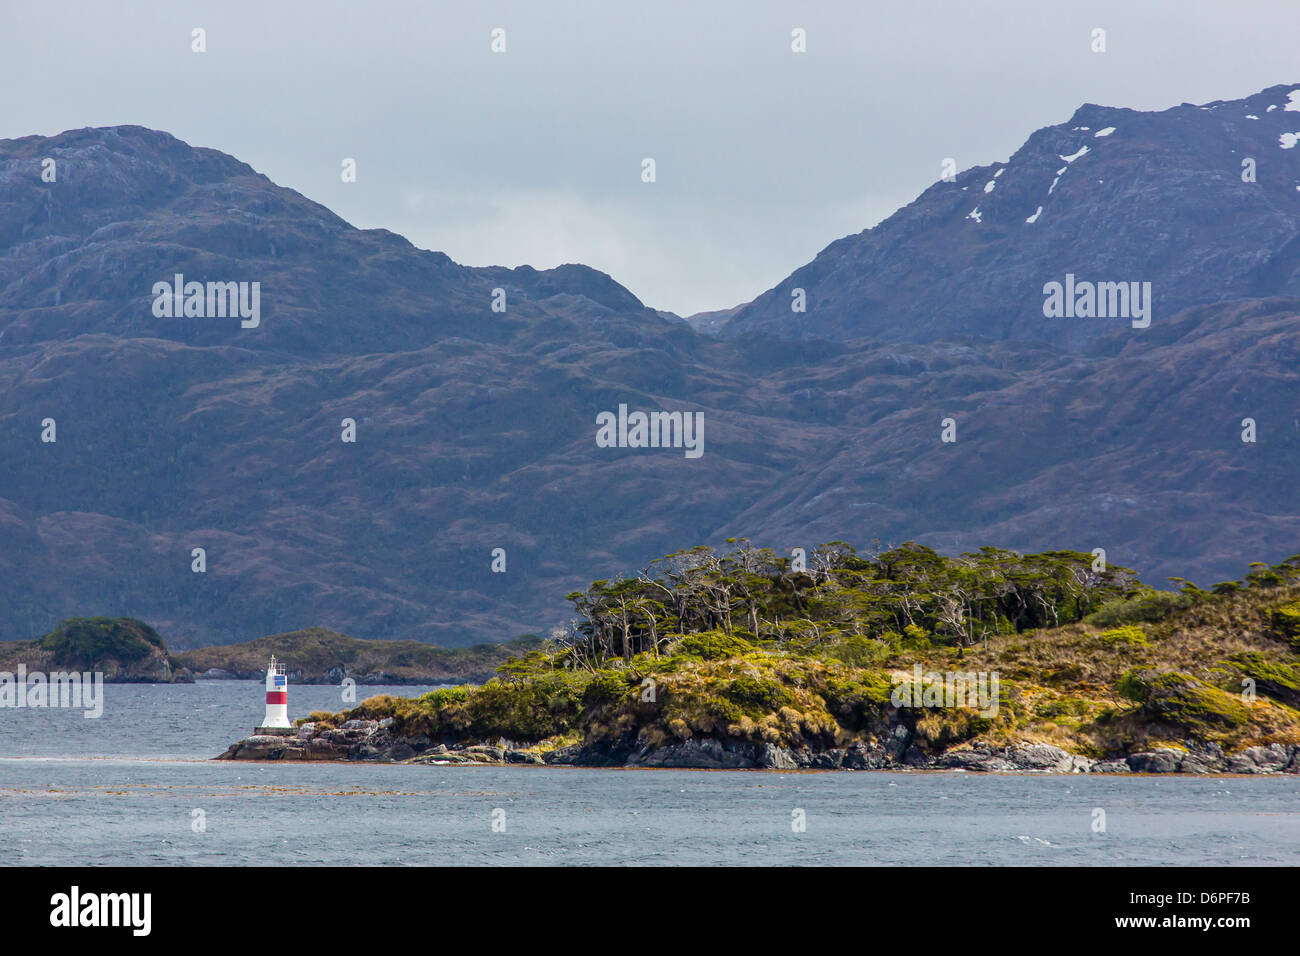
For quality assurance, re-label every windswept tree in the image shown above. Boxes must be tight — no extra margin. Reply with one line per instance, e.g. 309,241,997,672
563,538,1147,665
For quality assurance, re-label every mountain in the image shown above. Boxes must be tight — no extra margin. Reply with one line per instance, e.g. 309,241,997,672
0,125,653,355
719,84,1300,345
1,86,1298,650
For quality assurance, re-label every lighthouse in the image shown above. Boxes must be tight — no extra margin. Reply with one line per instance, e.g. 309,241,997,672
255,655,293,735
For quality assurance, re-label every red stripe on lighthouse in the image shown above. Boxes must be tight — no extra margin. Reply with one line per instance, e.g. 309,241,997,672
266,691,287,704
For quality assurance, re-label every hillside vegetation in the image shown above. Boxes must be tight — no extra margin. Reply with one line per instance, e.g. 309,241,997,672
322,541,1300,762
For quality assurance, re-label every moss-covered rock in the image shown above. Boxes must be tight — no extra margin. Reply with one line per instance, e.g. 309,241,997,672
1229,652,1300,708
1117,669,1255,740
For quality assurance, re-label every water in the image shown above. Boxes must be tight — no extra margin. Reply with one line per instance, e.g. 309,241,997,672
0,680,431,760
1,683,1297,865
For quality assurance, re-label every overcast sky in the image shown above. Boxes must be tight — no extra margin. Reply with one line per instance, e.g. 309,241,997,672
3,0,1298,316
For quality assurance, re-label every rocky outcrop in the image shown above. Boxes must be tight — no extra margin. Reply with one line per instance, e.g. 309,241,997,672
410,744,541,766
626,739,756,769
216,720,548,764
1226,743,1292,773
1077,743,1300,774
217,722,1300,774
1089,759,1132,774
928,743,1092,773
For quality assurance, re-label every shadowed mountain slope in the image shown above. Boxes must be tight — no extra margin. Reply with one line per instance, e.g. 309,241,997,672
1,89,1297,648
720,84,1300,346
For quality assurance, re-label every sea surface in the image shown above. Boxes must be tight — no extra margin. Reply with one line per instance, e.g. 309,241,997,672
0,682,1296,865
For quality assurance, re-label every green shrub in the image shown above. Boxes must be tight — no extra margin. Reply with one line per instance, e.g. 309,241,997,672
418,685,471,707
1034,697,1090,719
817,672,894,728
462,675,585,740
824,634,888,666
1115,669,1146,703
721,673,791,715
703,696,746,725
1269,602,1300,644
672,630,755,661
1099,625,1150,647
900,623,931,650
1086,590,1193,627
1246,563,1284,589
582,671,634,708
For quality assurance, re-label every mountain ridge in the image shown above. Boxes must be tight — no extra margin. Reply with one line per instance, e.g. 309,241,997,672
718,82,1300,345
1,85,1298,649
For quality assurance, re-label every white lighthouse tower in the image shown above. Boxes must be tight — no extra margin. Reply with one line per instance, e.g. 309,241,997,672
255,655,292,735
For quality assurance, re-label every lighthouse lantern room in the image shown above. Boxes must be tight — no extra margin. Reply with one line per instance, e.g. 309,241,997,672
255,655,293,735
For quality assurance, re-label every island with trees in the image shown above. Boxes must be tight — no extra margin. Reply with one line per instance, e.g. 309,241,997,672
219,540,1300,773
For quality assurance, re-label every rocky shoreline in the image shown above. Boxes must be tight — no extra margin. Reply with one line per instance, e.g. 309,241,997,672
216,721,1300,774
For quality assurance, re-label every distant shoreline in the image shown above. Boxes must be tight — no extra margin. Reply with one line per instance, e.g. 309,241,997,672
0,618,538,686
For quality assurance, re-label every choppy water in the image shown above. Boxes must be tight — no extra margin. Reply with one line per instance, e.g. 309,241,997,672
1,683,1297,865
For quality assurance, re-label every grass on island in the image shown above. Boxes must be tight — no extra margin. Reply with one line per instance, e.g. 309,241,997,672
308,541,1300,760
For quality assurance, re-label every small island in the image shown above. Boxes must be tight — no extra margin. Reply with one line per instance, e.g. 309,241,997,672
0,617,190,683
218,540,1300,774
